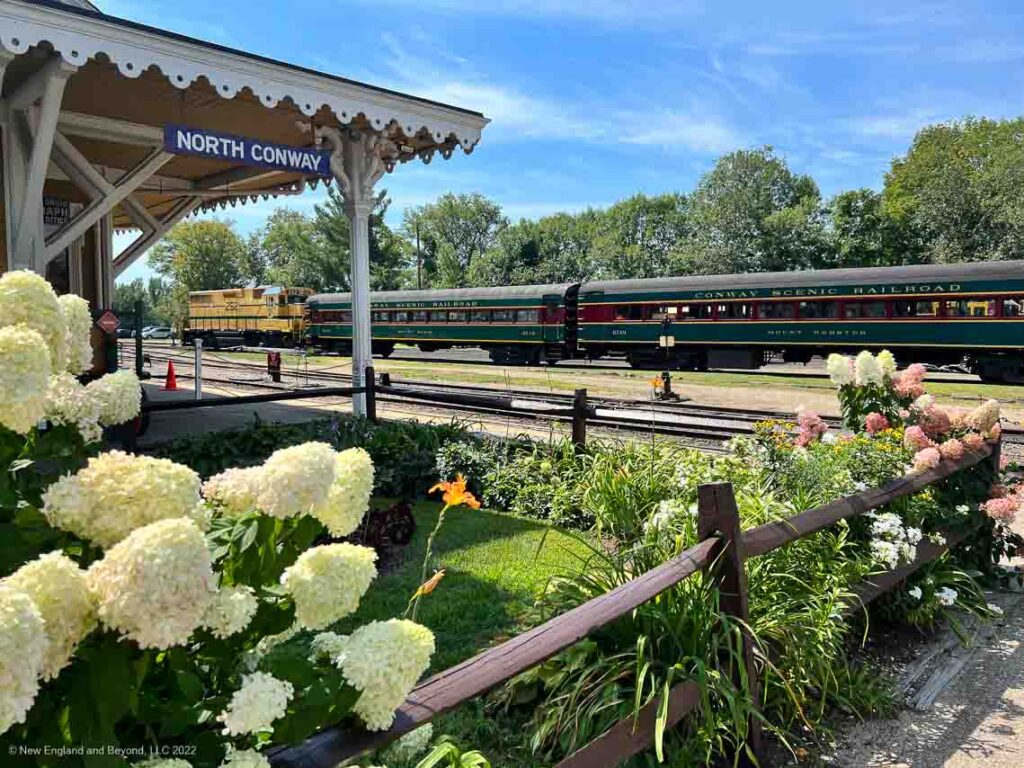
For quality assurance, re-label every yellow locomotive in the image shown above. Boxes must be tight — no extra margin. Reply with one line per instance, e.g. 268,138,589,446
184,286,312,348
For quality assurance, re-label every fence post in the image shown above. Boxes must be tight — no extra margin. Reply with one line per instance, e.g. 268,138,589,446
194,337,203,401
571,388,588,449
697,483,763,765
364,366,377,423
134,299,144,378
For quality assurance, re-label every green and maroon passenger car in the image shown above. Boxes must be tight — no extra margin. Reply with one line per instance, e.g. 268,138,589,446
307,284,579,364
577,261,1024,380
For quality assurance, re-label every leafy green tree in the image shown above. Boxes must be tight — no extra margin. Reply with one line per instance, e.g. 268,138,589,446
149,218,248,291
112,279,154,327
822,188,922,269
883,117,1024,262
402,193,507,287
251,209,338,291
591,193,689,279
679,147,824,274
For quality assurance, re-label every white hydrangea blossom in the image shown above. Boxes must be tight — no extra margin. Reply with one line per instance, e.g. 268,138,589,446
908,586,922,601
86,518,215,649
0,584,47,735
876,349,897,378
256,442,337,519
988,603,1004,616
86,370,142,426
912,394,935,412
217,672,294,736
309,631,348,661
927,532,947,546
826,353,854,386
936,587,958,607
42,451,203,548
967,399,1001,433
202,585,258,639
280,543,377,630
45,372,102,443
313,448,375,537
854,350,883,386
0,325,51,434
5,552,96,681
0,270,67,372
203,466,262,516
58,294,92,375
384,724,434,762
337,619,435,731
219,749,271,768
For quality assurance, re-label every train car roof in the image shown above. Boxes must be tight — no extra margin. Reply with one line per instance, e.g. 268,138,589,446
310,283,576,303
579,260,1024,296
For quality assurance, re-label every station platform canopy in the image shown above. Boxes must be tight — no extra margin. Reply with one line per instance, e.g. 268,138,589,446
0,0,488,413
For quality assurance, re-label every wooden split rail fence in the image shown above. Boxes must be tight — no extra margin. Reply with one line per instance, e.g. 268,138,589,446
269,439,1000,768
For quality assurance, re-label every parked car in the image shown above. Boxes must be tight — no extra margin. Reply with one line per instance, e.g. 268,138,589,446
143,327,173,339
116,328,133,339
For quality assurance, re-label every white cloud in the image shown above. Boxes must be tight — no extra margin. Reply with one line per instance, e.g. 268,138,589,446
619,111,747,154
344,0,705,25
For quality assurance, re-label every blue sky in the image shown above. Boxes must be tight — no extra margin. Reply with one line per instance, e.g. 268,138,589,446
109,0,1024,283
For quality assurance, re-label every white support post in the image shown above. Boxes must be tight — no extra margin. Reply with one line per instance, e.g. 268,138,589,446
194,337,203,401
322,128,396,416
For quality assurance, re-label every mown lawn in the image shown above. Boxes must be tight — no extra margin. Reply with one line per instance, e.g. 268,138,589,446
336,501,592,671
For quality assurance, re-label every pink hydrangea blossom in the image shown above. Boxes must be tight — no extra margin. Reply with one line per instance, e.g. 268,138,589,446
962,432,985,451
904,425,933,451
912,447,942,472
794,409,828,447
865,412,890,434
919,407,952,438
983,496,1018,523
893,364,927,399
938,439,965,461
986,423,1002,441
989,484,1009,499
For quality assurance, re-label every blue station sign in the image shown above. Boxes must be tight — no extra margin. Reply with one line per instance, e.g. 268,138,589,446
164,125,331,177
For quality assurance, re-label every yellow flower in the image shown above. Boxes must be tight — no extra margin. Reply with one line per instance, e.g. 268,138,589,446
413,569,446,599
429,475,481,509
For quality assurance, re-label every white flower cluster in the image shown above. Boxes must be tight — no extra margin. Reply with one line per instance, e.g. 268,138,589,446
314,448,375,537
86,370,142,426
867,512,922,569
0,270,67,372
42,451,203,547
5,552,96,681
219,749,271,768
45,372,102,443
0,585,47,735
827,350,898,387
58,294,93,375
202,584,258,639
202,466,262,516
280,543,377,630
644,499,695,534
336,619,435,731
87,518,215,649
826,353,854,386
257,442,337,519
384,724,435,762
0,325,51,434
967,399,1001,434
217,671,294,736
309,631,348,661
908,586,923,601
936,587,958,607
854,350,884,385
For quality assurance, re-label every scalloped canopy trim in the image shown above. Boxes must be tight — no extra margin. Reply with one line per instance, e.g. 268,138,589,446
0,0,488,151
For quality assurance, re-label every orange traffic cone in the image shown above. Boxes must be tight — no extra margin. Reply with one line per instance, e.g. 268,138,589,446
163,360,179,390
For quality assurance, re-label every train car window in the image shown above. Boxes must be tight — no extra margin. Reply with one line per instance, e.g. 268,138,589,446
1004,299,1022,317
447,311,467,322
516,309,540,323
340,311,352,323
376,311,391,322
412,311,428,322
798,301,839,319
471,309,491,323
650,305,679,321
716,303,751,320
679,303,712,320
757,302,793,320
492,309,513,322
944,299,995,317
844,301,887,319
614,305,645,321
894,301,938,317
393,311,409,323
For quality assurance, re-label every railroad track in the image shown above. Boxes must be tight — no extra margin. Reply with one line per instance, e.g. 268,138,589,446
122,345,1024,451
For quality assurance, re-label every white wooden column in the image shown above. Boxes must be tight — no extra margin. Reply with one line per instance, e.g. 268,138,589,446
322,128,394,416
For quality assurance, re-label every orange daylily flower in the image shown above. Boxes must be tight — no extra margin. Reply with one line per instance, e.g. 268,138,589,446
649,376,664,390
429,474,481,509
414,569,446,599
